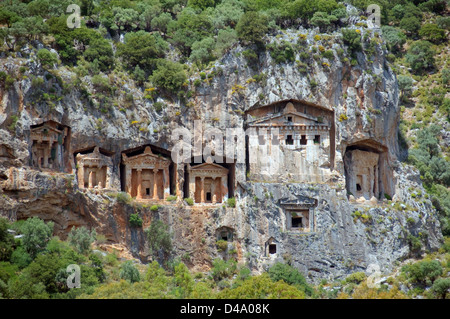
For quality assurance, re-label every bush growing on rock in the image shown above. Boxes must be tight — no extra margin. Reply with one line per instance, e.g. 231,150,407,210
268,262,313,296
21,217,54,259
68,226,96,254
402,259,443,285
149,59,187,94
37,49,58,69
129,214,143,228
120,261,140,283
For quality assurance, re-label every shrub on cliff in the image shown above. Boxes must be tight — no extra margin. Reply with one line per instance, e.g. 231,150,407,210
37,49,58,69
146,220,173,265
402,259,443,286
0,218,14,262
68,226,96,254
21,217,54,259
149,59,187,94
341,28,362,56
116,192,131,205
129,214,143,228
268,262,313,296
120,261,141,283
236,11,268,46
405,40,435,74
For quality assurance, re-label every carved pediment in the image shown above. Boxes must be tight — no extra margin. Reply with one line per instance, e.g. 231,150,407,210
250,112,321,126
190,163,229,174
122,146,170,168
280,195,318,209
76,147,113,167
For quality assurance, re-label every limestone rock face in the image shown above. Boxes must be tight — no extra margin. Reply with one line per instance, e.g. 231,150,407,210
0,24,443,283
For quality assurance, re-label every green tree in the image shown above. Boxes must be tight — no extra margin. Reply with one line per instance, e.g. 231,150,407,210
129,213,143,228
10,246,32,269
399,16,421,36
146,219,173,265
214,27,237,56
151,12,173,35
117,31,166,73
168,7,213,55
236,11,268,46
150,59,187,94
188,0,217,10
218,273,305,299
402,259,443,286
381,26,406,53
190,37,216,65
111,6,141,34
83,37,114,71
21,217,54,259
0,217,14,261
268,262,313,296
212,0,244,29
0,9,20,27
67,226,96,254
405,40,435,74
120,260,141,283
431,277,450,299
284,0,339,20
310,11,338,33
341,28,362,55
419,24,446,44
173,262,194,298
397,75,413,99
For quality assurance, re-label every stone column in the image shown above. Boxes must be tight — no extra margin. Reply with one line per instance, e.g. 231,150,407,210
217,176,222,203
211,177,216,204
374,165,379,199
77,163,84,189
126,167,132,195
43,146,49,168
153,168,159,199
88,170,93,189
200,177,205,203
136,169,142,199
163,166,170,199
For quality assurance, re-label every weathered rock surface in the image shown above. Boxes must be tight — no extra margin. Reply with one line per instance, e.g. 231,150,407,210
0,23,443,283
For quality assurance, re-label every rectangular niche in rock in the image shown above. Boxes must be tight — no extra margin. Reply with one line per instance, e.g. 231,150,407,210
344,140,394,201
122,145,171,200
75,146,115,190
281,196,318,233
30,120,71,172
187,162,230,205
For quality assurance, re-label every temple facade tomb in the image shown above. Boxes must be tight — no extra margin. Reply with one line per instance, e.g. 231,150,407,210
30,120,70,172
122,146,171,200
75,147,114,190
343,140,394,201
188,163,229,204
245,100,335,183
344,149,380,200
281,196,318,233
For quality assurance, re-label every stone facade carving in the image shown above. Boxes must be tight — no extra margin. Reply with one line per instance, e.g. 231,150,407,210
281,196,318,233
188,163,229,204
246,100,335,183
75,147,114,190
30,120,70,172
122,146,170,200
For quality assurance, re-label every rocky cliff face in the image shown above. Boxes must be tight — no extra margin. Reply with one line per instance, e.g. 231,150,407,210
0,23,443,283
